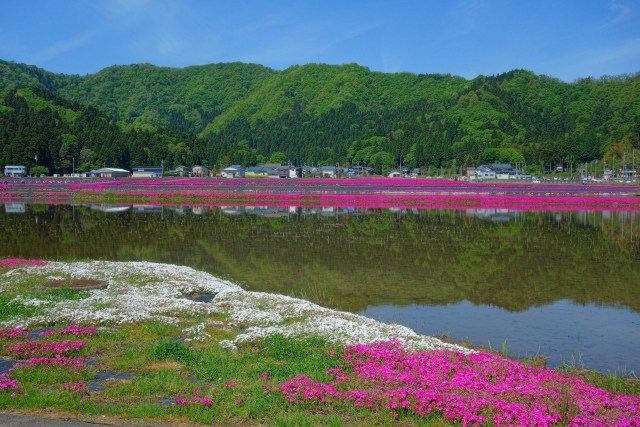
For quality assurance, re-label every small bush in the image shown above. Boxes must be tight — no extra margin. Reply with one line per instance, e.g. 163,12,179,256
152,341,192,363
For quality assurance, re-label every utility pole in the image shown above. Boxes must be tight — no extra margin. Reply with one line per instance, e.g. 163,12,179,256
613,157,615,179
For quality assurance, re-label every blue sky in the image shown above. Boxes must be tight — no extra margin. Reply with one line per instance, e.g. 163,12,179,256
1,0,639,81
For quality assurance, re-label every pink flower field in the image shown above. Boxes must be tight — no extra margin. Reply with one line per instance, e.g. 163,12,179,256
278,340,640,427
0,259,46,269
1,177,639,211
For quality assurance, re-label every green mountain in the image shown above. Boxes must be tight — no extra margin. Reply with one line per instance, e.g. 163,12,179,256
1,59,639,175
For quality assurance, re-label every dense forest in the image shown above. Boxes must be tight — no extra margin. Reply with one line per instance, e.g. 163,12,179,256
1,59,639,175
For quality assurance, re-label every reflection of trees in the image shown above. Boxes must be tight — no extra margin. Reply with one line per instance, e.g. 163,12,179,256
1,206,639,313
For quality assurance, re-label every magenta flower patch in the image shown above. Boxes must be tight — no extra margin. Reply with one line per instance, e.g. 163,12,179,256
278,340,640,427
38,324,98,339
0,258,47,269
5,339,87,359
0,328,29,339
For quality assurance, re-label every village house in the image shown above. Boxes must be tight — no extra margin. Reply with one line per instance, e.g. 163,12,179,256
3,165,27,177
276,165,302,178
318,166,337,178
245,166,274,178
88,167,130,178
221,165,245,178
131,166,163,178
475,165,496,180
192,165,209,177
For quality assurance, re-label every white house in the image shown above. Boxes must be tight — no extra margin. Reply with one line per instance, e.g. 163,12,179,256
476,165,496,180
221,165,245,178
192,165,209,177
318,166,337,178
131,166,163,178
4,165,27,177
88,168,130,178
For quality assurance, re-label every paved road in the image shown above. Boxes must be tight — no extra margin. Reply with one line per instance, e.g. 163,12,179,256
0,413,113,426
0,413,183,427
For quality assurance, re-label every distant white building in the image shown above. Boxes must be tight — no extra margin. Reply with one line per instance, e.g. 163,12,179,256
192,165,210,177
476,165,496,180
318,166,337,178
131,166,163,178
277,165,302,178
88,168,130,178
4,165,27,177
221,165,245,178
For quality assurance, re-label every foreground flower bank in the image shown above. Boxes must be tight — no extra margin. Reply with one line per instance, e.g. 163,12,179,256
279,340,640,427
1,259,639,426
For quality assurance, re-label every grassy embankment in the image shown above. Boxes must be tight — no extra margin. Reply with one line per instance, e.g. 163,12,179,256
0,260,639,426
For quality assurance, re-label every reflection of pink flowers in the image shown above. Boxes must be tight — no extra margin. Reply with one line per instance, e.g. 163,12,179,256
0,258,46,269
278,340,640,427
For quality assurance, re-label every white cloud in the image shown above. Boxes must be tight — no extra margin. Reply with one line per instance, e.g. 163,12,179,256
607,0,633,25
584,37,640,69
28,32,96,65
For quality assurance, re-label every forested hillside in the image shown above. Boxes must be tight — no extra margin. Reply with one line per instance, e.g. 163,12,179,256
0,87,194,174
1,59,639,175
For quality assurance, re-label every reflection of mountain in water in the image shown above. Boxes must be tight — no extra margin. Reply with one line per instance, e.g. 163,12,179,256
1,204,639,314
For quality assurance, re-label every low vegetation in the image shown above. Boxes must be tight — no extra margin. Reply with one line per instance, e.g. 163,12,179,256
0,260,639,426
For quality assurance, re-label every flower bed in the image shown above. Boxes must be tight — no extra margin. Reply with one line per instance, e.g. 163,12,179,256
2,177,639,211
278,340,640,427
0,259,46,269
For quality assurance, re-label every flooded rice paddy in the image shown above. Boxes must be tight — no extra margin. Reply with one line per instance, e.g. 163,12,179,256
1,201,639,373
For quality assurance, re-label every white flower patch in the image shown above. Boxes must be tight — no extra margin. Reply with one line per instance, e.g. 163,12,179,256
1,261,472,354
11,296,51,307
218,340,238,351
182,322,210,342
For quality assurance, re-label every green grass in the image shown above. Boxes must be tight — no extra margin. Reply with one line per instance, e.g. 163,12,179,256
0,295,40,321
0,287,90,322
41,288,91,302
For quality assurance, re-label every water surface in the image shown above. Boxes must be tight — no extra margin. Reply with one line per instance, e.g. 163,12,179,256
1,203,639,373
